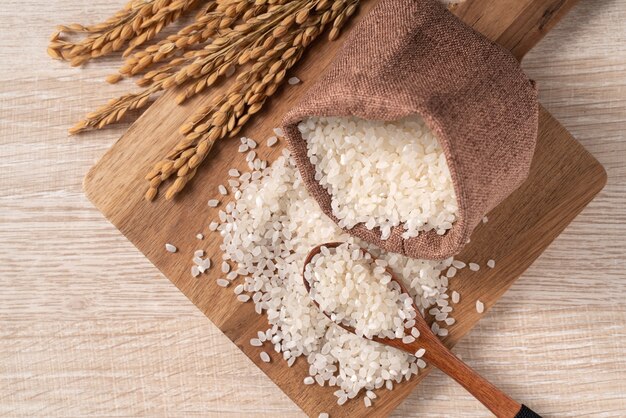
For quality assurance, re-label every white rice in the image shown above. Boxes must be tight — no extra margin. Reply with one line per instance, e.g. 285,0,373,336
487,259,495,268
190,247,211,277
165,243,177,253
304,242,415,340
401,335,416,344
208,199,220,207
476,300,484,313
267,136,278,147
451,291,460,304
217,151,456,402
191,265,200,278
299,116,458,239
260,351,271,363
452,260,466,269
202,258,211,270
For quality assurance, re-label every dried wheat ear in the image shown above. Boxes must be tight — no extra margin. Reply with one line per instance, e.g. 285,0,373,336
48,0,360,201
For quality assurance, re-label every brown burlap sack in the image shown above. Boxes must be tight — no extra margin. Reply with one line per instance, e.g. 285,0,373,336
282,0,538,260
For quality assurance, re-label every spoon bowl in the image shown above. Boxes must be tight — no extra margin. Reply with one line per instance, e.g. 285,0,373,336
302,241,421,346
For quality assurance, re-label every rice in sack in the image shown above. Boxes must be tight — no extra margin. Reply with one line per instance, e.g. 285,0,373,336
282,0,538,259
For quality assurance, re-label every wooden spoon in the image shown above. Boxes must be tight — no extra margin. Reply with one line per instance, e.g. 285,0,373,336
303,242,540,418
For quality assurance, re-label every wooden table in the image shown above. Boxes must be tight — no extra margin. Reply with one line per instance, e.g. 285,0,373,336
1,1,625,416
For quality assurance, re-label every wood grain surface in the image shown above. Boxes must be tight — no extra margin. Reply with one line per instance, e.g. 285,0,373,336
81,0,606,415
1,1,625,417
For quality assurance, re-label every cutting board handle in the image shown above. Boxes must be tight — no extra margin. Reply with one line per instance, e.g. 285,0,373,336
451,0,579,60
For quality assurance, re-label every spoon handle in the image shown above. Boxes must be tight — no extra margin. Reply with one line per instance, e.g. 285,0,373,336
420,337,541,418
514,405,542,418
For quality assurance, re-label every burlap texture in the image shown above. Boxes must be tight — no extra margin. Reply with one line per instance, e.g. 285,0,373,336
282,0,538,260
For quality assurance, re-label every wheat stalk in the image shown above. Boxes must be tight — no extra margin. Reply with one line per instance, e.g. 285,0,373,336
171,0,307,104
49,0,362,200
68,86,159,134
48,0,200,67
113,1,238,80
145,0,357,201
69,0,316,134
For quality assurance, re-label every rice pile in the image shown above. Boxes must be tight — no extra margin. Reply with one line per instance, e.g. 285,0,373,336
216,150,456,405
304,242,416,340
299,116,458,239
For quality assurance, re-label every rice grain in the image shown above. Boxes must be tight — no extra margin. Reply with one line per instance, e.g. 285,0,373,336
476,300,484,313
451,291,460,304
267,136,278,147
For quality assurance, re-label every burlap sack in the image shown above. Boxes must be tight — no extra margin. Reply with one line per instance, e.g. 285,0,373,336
282,0,538,260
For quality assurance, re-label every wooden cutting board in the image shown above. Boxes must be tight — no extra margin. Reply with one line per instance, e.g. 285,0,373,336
84,0,606,416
